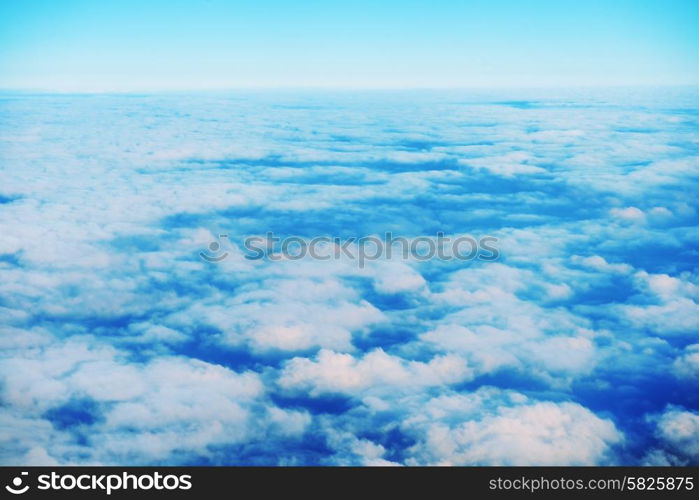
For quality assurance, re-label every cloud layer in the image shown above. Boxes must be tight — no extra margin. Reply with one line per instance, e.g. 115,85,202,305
0,88,697,465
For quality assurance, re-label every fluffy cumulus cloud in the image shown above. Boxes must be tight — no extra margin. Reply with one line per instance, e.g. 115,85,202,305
673,344,699,382
644,407,699,465
0,335,309,464
279,349,473,396
404,397,621,466
0,88,697,464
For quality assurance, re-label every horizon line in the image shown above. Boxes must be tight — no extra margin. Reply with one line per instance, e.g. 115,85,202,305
2,82,699,95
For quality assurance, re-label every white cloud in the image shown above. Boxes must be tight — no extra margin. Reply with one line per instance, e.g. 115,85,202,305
610,206,646,223
652,408,699,462
401,389,622,465
167,276,386,352
619,272,699,336
279,349,473,396
0,336,313,463
372,262,427,295
571,255,632,274
673,344,699,382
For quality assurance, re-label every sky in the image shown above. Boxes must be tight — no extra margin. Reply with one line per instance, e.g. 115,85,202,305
0,0,698,91
0,0,698,467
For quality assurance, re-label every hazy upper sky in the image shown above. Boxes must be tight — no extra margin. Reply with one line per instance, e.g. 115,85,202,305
1,0,698,91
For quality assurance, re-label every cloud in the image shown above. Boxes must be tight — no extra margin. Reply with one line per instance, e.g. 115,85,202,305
279,348,473,396
673,344,699,382
0,337,309,464
371,262,427,295
403,395,622,465
610,206,646,223
619,271,699,337
166,275,386,352
1,88,697,464
570,255,633,274
459,151,547,177
644,407,699,465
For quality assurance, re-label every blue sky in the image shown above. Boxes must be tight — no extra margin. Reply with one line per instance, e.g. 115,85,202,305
1,0,698,90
